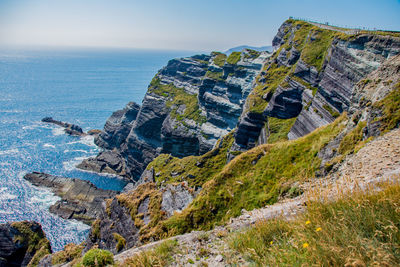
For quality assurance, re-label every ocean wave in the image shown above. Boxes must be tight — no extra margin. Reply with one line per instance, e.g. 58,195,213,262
77,166,125,180
43,143,56,149
67,135,97,147
62,156,90,172
0,110,24,113
63,149,89,154
0,187,18,201
0,148,19,156
28,186,61,207
0,210,13,215
52,127,65,136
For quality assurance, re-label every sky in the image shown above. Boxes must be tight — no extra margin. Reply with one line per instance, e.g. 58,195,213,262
0,0,399,52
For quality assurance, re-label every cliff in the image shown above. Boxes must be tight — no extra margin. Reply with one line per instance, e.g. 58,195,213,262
231,19,400,153
78,49,268,181
0,221,51,267
72,20,400,256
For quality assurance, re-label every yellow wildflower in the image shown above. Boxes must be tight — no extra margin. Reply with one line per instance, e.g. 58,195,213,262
316,227,322,232
270,240,273,245
305,220,311,225
303,243,309,248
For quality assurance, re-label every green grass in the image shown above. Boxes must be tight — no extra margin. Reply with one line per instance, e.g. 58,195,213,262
122,239,180,267
75,249,114,267
373,82,400,133
149,78,206,125
229,183,400,266
205,70,223,81
211,52,227,67
51,243,84,266
226,52,241,65
148,132,235,188
301,29,335,71
159,115,346,236
267,117,297,143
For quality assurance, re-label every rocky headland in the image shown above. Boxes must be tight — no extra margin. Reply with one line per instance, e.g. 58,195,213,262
23,172,117,224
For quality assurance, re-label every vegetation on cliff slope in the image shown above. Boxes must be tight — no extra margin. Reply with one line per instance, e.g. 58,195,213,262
147,132,234,188
245,19,371,116
229,183,400,266
149,78,207,124
156,115,346,236
374,82,400,133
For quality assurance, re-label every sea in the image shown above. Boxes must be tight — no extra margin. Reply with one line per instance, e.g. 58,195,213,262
0,47,196,251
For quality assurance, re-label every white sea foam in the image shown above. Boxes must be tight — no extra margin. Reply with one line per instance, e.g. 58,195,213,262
0,187,18,200
28,186,61,207
22,122,42,130
62,156,90,171
64,149,89,154
52,127,65,136
0,110,23,113
0,210,13,215
43,143,56,149
0,148,19,156
67,135,96,147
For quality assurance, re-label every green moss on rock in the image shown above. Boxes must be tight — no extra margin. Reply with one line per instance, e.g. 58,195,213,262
227,52,241,65
211,52,227,67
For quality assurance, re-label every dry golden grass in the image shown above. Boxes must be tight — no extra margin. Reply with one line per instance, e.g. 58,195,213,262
229,179,400,266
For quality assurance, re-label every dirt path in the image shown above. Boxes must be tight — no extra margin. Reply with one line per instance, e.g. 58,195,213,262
309,22,360,35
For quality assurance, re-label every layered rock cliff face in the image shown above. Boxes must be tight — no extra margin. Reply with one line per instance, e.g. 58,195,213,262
231,19,400,152
79,50,268,180
0,221,51,267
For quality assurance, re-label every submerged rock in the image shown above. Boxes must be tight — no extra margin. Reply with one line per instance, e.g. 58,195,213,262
24,172,117,225
41,117,86,136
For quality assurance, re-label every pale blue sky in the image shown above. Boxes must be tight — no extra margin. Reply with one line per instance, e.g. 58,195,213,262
0,0,399,51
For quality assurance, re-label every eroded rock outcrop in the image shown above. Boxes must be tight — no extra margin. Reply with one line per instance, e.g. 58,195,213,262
24,172,117,224
0,221,51,267
79,50,269,181
84,175,197,253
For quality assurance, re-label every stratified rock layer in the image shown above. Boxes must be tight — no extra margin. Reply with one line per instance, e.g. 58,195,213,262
79,50,268,181
24,172,117,224
232,20,400,152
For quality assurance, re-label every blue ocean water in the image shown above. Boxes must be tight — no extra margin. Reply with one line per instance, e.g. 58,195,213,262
0,48,194,251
